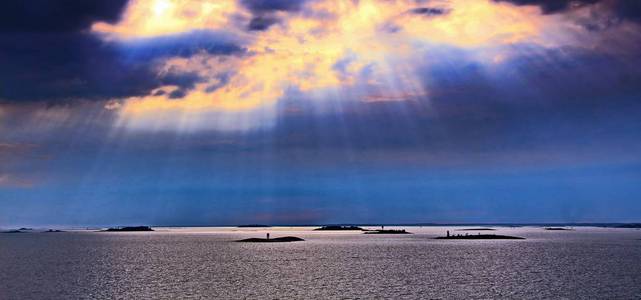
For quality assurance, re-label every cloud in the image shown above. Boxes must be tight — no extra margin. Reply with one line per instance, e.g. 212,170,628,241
495,0,641,23
120,30,246,59
0,0,141,102
0,2,244,103
240,0,309,14
3,0,641,134
240,0,311,31
0,0,128,33
91,0,242,38
0,33,156,102
0,32,220,103
493,0,599,13
409,7,450,16
240,0,307,31
247,15,281,31
615,1,641,22
103,0,564,132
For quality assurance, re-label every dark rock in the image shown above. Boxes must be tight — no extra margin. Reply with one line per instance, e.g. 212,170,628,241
435,234,524,240
236,236,304,243
544,227,573,231
103,226,154,232
615,224,641,228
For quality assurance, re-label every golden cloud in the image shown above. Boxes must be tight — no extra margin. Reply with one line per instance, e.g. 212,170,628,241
93,0,568,130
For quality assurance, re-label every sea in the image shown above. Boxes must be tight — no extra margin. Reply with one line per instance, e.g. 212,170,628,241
1,226,640,299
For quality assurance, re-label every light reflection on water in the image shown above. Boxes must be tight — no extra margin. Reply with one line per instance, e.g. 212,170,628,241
1,227,641,299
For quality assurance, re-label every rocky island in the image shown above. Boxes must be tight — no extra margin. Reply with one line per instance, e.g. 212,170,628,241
236,236,304,243
615,224,641,228
1,230,25,233
103,226,154,232
544,227,573,231
436,232,524,240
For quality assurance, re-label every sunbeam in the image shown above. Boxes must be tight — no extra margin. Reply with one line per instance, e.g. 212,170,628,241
89,0,595,133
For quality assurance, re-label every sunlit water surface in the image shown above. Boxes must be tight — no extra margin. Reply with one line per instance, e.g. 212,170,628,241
1,226,641,299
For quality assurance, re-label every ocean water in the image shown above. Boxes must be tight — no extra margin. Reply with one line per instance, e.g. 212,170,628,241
1,226,641,299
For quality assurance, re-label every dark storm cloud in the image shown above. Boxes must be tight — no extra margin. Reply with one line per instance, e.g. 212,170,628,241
409,7,450,16
248,15,281,31
495,0,641,23
0,0,128,33
0,32,209,102
266,44,641,158
409,45,641,157
612,1,641,22
241,0,309,31
493,0,599,13
420,45,641,122
159,72,205,92
240,0,308,13
424,46,641,109
0,1,244,103
0,32,151,102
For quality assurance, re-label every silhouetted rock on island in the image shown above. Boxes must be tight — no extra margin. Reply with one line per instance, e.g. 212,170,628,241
1,230,24,233
457,228,496,231
544,227,573,231
236,236,304,243
364,229,411,234
435,234,524,240
103,226,154,232
45,229,64,233
615,224,641,228
315,226,364,231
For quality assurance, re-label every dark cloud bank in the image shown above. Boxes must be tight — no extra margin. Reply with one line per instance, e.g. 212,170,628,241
241,0,309,31
495,0,641,21
0,0,243,103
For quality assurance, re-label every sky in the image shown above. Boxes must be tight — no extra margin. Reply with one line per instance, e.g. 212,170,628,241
1,0,641,226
